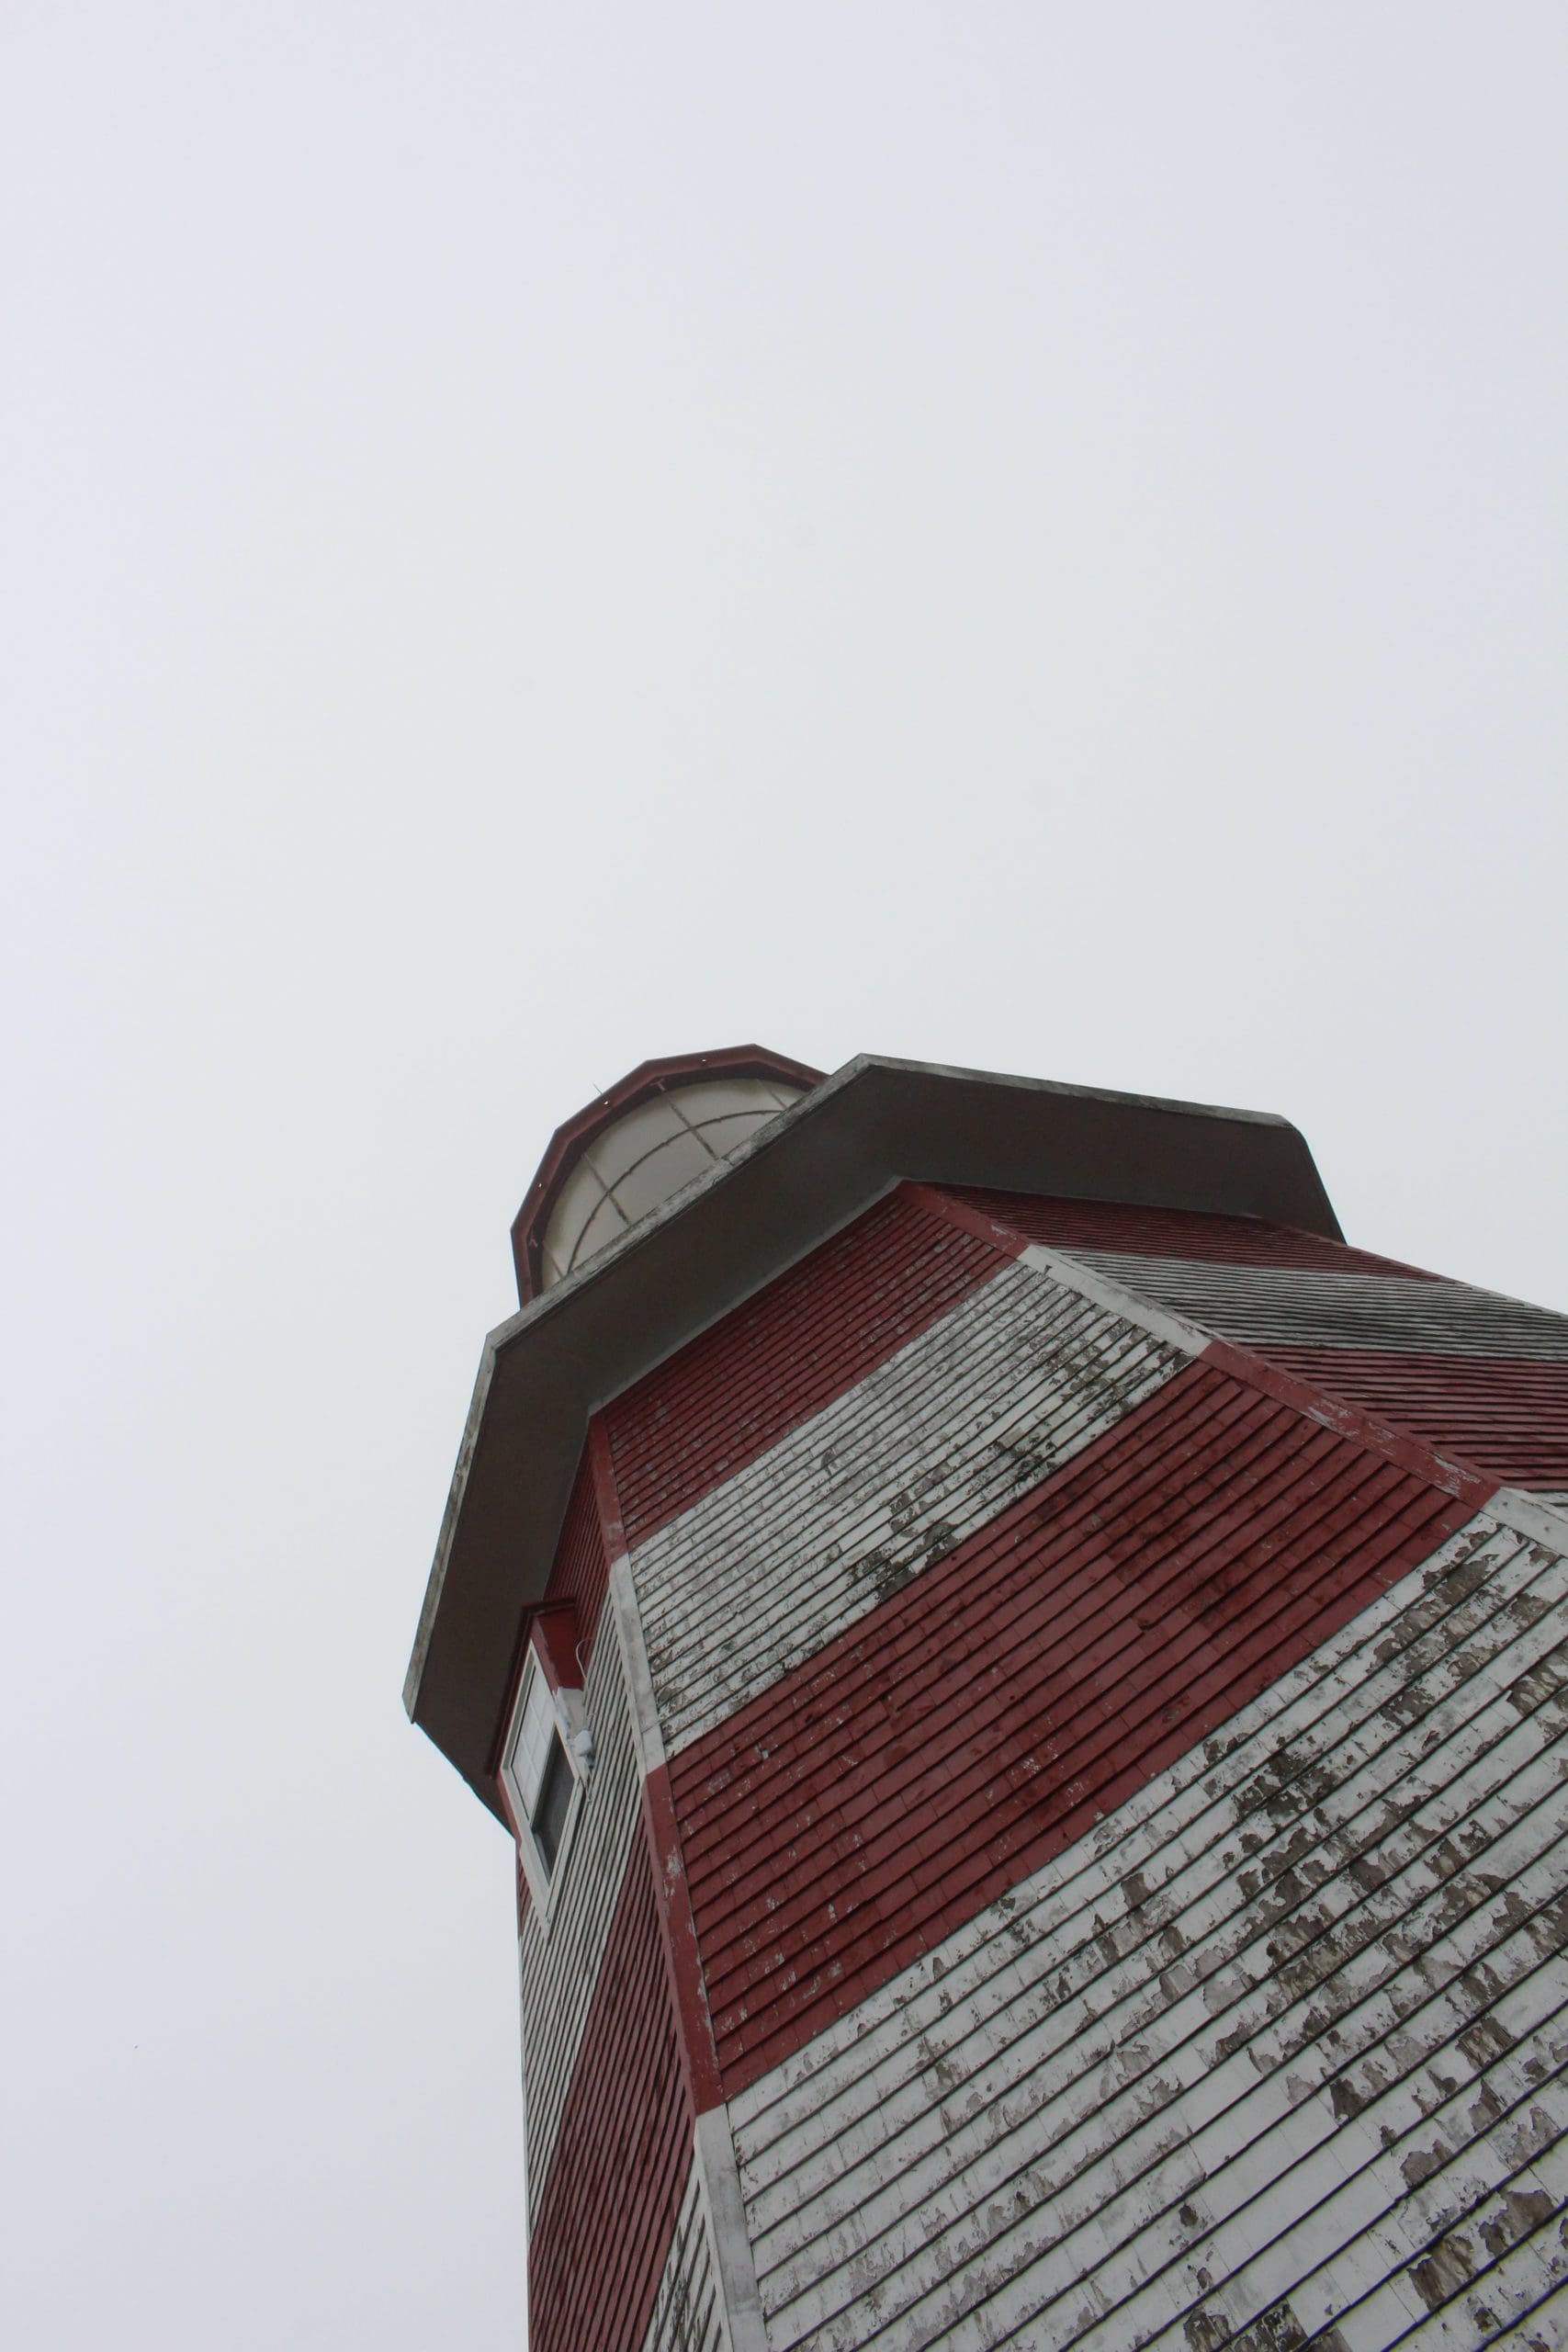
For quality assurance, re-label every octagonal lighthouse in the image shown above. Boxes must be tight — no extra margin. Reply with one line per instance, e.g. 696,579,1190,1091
406,1049,1568,2352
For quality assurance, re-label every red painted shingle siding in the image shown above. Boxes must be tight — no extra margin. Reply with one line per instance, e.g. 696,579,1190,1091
542,1448,611,1662
955,1188,1438,1278
526,1842,692,2352
604,1188,1005,1548
671,1358,1487,2098
1257,1347,1568,1490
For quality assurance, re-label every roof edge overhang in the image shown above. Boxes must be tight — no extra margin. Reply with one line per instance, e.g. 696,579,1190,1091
406,1054,1341,1818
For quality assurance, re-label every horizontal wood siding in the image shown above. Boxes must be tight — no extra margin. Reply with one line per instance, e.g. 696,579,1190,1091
957,1188,1438,1278
542,1446,612,1660
671,1359,1486,2097
519,1614,641,2200
639,2158,727,2352
628,1261,1185,1757
729,1508,1568,2350
1260,1349,1568,1493
604,1189,1005,1549
1066,1254,1568,1360
961,1208,1568,1487
528,1839,694,2352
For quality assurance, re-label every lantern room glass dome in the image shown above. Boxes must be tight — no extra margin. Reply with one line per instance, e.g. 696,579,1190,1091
538,1076,804,1289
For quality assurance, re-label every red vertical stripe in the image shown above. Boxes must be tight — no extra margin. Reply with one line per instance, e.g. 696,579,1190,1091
950,1187,1438,1277
526,1844,693,2352
491,1445,613,1784
542,1448,613,1660
1250,1347,1568,1490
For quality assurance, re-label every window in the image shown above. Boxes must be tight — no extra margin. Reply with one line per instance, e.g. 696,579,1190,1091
501,1622,592,1910
510,1675,572,1871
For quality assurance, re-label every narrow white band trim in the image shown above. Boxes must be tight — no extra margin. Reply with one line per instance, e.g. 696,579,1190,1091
694,2105,769,2352
1019,1241,1210,1359
1486,1484,1568,1549
609,1554,667,1779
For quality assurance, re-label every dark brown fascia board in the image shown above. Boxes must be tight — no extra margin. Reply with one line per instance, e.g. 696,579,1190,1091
405,1053,1340,1818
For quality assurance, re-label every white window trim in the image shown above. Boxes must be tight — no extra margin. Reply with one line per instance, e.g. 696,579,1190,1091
502,1652,592,1922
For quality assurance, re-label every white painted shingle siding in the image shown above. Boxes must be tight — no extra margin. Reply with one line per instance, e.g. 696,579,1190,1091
517,1623,640,2206
728,1510,1568,2351
640,2160,729,2352
626,1262,1186,1755
1499,2277,1568,2348
1066,1255,1568,1360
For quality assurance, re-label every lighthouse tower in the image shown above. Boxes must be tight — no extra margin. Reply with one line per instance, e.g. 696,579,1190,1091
406,1050,1568,2352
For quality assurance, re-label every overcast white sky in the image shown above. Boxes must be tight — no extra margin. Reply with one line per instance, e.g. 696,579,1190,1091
4,6,1565,2346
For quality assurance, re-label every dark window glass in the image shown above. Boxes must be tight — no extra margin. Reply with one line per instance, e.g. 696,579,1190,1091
533,1734,573,1873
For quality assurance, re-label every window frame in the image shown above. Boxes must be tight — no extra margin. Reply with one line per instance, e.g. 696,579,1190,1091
499,1630,592,1920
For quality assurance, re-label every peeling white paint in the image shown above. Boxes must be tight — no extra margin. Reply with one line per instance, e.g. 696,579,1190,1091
729,1511,1568,2350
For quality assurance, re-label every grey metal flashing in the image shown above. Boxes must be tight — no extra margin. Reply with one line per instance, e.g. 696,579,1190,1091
405,1054,1340,1816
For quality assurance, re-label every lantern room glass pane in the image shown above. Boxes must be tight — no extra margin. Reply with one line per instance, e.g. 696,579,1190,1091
513,1676,555,1817
532,1736,573,1874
